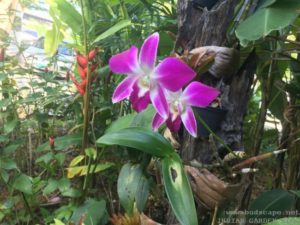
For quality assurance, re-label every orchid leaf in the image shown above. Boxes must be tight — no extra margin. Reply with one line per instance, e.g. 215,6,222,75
162,155,198,225
97,127,174,157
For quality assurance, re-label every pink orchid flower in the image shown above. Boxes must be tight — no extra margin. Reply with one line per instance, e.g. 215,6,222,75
109,32,196,119
152,81,220,137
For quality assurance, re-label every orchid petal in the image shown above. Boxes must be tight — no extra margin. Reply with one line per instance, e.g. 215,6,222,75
112,76,137,103
139,32,159,71
150,85,169,119
166,114,182,132
152,112,166,130
182,81,220,107
181,106,197,137
130,83,150,112
109,46,139,74
155,57,196,91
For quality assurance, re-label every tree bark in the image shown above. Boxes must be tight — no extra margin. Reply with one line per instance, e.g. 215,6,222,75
176,0,255,164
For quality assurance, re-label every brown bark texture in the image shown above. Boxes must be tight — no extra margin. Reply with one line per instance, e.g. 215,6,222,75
176,0,256,163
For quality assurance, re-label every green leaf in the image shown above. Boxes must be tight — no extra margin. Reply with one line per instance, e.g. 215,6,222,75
49,0,82,34
43,179,59,195
248,189,296,222
162,156,198,225
236,1,300,46
3,143,20,155
85,148,97,159
36,152,54,164
70,199,108,225
54,153,65,166
97,127,174,157
36,133,82,152
0,170,9,183
44,19,64,56
257,0,276,9
93,20,131,43
0,158,18,170
0,135,8,143
106,106,155,133
117,163,149,215
13,174,33,195
4,119,18,134
264,217,300,225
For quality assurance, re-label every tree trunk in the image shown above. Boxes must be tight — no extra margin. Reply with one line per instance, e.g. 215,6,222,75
176,0,255,164
164,0,257,223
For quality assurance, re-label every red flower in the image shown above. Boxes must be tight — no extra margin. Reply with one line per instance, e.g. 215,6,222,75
70,48,100,96
49,136,55,148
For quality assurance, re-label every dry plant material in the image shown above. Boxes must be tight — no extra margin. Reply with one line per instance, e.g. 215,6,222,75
185,166,241,210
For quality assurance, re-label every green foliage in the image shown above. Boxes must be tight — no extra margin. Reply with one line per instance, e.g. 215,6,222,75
97,127,174,157
162,156,198,225
236,0,300,46
264,217,300,225
117,163,150,215
248,189,296,222
70,199,108,225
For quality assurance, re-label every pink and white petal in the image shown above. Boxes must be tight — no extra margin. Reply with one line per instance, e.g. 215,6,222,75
130,84,150,112
150,85,169,119
154,57,196,91
152,112,166,130
109,46,139,74
139,32,159,71
166,114,182,132
181,81,219,107
112,76,137,103
181,106,197,137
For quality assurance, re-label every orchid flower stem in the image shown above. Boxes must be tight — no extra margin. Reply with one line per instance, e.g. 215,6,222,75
80,0,91,154
194,112,238,159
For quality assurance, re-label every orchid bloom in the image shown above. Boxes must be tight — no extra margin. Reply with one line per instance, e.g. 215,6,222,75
152,82,220,137
109,33,196,119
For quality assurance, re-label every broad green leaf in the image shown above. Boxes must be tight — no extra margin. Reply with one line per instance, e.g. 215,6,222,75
70,199,108,225
36,133,82,152
117,163,149,215
0,158,18,170
0,135,8,143
97,127,174,157
236,1,300,46
43,179,59,195
61,188,81,197
85,148,97,159
44,18,64,56
36,152,54,164
48,0,82,34
93,20,131,43
3,143,20,155
248,189,296,222
13,174,33,195
54,153,65,166
0,170,9,183
105,106,155,133
162,156,198,225
4,119,18,134
264,217,300,225
257,0,276,9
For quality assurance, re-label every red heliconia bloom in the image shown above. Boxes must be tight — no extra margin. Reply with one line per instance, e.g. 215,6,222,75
70,48,100,96
44,67,49,73
49,136,55,148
